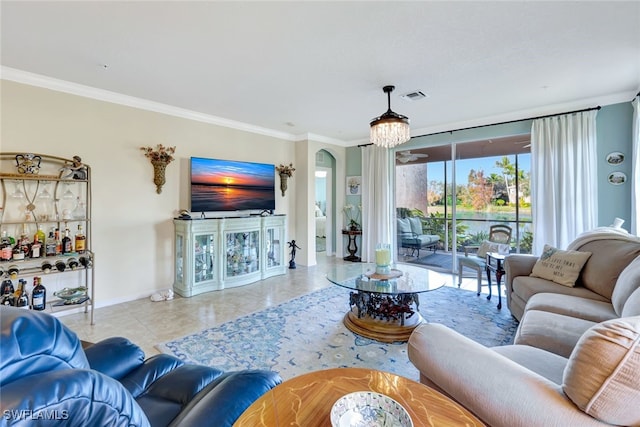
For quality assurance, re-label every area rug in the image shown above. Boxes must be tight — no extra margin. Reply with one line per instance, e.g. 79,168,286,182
406,253,454,272
158,285,518,381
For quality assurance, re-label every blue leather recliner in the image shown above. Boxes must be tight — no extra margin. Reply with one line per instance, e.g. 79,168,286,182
0,307,282,426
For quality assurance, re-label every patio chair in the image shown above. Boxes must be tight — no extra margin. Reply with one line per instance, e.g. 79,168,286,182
457,224,511,298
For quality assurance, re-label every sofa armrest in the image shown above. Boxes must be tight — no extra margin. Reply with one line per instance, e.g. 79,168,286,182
0,369,150,427
504,254,538,293
167,369,282,427
85,337,146,380
408,324,607,427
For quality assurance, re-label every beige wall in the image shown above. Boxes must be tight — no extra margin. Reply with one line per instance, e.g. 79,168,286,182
1,80,347,307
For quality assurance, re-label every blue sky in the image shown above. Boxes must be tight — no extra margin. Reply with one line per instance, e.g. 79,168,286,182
426,154,531,184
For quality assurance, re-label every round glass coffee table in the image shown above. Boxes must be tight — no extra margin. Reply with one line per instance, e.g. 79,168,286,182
326,263,446,342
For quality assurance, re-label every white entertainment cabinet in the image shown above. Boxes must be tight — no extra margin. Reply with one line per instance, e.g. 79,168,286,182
173,215,286,297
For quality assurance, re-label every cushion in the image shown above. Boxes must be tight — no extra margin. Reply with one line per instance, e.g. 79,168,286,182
571,239,640,299
562,316,640,425
407,217,423,236
611,255,640,316
397,218,412,235
315,205,323,217
530,245,592,287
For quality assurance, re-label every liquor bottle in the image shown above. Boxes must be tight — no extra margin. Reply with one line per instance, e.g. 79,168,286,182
18,233,31,259
1,279,15,296
15,279,29,309
1,288,15,306
55,228,62,255
2,278,15,306
31,236,42,259
62,228,73,254
34,225,46,246
74,225,86,254
31,277,46,311
45,231,57,257
12,246,24,261
0,231,13,261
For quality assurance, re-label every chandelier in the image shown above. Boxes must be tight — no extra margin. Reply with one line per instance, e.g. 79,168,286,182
369,85,410,148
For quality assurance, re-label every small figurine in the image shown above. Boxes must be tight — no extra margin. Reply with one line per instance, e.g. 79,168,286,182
288,240,301,269
59,155,88,180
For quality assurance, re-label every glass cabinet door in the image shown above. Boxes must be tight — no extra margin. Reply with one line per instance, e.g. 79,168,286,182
175,233,184,283
194,233,215,283
265,226,282,268
225,231,260,277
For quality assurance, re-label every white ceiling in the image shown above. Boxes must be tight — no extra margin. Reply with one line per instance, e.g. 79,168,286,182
2,1,639,146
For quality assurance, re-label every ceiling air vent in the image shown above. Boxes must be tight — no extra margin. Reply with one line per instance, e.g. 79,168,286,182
400,91,428,101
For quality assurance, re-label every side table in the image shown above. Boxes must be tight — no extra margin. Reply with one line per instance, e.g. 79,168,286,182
341,229,362,262
485,252,506,309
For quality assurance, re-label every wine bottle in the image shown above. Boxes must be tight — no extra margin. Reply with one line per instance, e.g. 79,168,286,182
74,225,86,254
45,231,57,257
62,228,73,254
41,260,53,274
68,257,79,270
55,260,66,272
15,279,29,309
7,265,19,279
79,256,92,268
31,277,46,311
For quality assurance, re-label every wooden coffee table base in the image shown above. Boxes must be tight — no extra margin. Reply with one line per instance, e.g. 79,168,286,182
343,309,424,343
234,367,484,427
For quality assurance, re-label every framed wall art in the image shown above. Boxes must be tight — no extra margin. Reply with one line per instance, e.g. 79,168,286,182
607,171,626,185
606,152,624,165
346,176,361,195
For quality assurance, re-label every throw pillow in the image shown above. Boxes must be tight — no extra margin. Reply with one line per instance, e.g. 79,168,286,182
530,244,592,287
563,316,640,426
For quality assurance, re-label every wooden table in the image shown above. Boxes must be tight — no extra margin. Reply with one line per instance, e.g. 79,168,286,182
485,252,506,309
234,367,484,426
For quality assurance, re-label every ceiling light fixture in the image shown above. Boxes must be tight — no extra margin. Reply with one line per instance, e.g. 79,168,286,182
370,85,410,148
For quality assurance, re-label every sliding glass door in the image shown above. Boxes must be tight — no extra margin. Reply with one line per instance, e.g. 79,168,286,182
395,135,532,273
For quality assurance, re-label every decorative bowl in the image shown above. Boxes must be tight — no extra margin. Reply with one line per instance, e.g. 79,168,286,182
330,391,413,427
54,287,87,301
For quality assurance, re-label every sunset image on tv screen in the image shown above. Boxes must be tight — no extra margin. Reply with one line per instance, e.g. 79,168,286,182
190,157,275,212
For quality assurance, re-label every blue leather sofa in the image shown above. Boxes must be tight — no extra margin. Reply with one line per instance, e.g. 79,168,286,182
0,307,281,426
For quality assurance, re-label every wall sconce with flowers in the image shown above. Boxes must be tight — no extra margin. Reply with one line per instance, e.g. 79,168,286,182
275,163,295,196
140,144,176,194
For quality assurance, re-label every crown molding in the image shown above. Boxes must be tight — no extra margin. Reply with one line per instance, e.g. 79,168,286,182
0,66,301,142
409,90,637,139
293,132,350,146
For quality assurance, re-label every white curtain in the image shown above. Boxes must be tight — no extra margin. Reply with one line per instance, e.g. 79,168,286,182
632,95,639,235
361,145,392,262
531,110,598,254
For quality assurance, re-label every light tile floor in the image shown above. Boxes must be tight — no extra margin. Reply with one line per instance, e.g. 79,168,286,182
61,255,496,356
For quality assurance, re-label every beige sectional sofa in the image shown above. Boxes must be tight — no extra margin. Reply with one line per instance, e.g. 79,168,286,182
408,229,640,426
505,230,640,357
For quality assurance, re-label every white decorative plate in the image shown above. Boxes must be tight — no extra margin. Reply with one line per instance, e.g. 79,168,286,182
330,391,413,427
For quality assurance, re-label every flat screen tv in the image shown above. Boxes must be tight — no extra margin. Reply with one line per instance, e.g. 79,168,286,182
190,157,276,212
